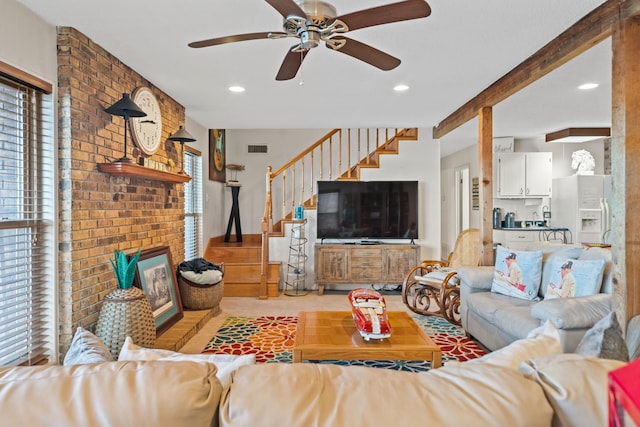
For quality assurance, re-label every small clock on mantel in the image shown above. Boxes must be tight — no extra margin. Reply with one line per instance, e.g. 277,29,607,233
130,86,163,156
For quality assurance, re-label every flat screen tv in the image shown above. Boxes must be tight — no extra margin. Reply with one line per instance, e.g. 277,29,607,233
316,180,418,240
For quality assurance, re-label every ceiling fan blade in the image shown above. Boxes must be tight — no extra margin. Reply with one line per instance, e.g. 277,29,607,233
326,38,401,71
188,32,287,48
265,0,306,19
276,46,309,81
331,0,431,32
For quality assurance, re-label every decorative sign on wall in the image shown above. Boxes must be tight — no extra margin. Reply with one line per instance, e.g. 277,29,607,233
472,177,479,210
209,129,226,182
493,137,514,153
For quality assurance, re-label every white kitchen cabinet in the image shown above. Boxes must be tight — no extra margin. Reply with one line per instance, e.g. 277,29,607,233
493,229,536,250
496,152,552,198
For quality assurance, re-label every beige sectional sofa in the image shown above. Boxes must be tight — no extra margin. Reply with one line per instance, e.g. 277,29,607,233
0,323,631,427
458,243,613,352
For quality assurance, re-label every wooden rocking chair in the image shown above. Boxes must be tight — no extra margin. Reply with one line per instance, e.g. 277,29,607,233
402,228,481,325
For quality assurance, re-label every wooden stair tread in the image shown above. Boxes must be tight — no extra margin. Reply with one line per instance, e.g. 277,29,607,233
205,236,280,298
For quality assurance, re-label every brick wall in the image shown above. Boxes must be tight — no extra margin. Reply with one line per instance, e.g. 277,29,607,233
57,27,187,357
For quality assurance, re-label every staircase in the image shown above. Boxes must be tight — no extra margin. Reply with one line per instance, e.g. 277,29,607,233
204,128,418,299
204,234,280,297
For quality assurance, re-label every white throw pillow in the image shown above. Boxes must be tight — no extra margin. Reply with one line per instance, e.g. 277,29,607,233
180,269,223,285
491,246,543,300
118,336,255,388
63,326,113,366
519,353,626,427
575,312,629,362
462,321,562,370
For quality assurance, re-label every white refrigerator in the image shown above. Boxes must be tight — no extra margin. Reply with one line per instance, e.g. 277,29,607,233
550,175,612,244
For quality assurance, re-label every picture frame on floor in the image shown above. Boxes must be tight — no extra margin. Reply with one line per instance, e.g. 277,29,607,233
132,246,183,336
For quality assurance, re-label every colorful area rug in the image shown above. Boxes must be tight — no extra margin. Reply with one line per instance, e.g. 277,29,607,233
202,315,486,372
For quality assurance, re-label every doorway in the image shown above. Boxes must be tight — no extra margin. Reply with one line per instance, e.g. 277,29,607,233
455,165,470,236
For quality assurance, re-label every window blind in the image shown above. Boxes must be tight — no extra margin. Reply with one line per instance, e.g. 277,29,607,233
0,74,54,366
184,148,202,260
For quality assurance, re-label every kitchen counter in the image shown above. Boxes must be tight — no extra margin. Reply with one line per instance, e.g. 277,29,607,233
496,226,569,231
493,227,571,247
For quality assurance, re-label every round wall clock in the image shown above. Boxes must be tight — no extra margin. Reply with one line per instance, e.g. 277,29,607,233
131,86,163,156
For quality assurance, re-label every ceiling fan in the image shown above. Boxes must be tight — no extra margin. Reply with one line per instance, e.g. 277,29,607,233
188,0,431,81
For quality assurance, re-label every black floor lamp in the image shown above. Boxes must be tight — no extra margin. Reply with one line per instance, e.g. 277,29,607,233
104,93,147,163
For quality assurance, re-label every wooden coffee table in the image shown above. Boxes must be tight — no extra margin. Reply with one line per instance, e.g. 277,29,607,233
293,311,442,368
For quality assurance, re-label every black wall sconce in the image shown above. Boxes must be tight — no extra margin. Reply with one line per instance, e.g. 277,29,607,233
167,125,196,174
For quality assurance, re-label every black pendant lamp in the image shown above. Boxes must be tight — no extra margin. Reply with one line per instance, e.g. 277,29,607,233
104,93,147,163
168,125,196,174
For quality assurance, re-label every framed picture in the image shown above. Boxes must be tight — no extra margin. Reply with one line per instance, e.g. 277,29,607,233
472,177,479,210
132,246,183,336
209,129,226,182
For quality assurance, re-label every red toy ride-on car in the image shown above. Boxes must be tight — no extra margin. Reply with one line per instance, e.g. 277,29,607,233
348,288,392,341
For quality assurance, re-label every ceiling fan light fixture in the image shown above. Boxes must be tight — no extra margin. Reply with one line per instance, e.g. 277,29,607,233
545,127,610,143
394,84,409,92
229,86,246,93
300,29,321,48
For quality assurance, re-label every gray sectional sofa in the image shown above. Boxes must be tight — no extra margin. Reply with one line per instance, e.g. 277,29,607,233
458,243,613,352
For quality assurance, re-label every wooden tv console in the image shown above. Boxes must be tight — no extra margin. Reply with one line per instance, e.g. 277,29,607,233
314,243,419,295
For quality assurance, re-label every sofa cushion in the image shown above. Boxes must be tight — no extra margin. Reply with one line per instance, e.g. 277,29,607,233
575,312,629,362
0,361,222,427
519,353,626,427
415,267,459,287
491,246,543,300
457,266,495,291
531,293,612,329
543,257,605,299
461,320,562,370
118,336,256,389
491,305,542,341
578,247,613,294
466,290,535,325
538,246,584,298
219,362,554,427
63,326,113,366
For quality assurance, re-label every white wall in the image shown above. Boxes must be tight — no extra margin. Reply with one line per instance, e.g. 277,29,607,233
441,144,480,257
182,118,226,254
223,129,330,236
0,0,57,82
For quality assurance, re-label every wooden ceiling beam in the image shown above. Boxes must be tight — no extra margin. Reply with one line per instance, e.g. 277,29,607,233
433,0,624,139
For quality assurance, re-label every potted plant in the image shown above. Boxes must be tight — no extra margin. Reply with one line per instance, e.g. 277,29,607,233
110,249,141,289
96,249,156,358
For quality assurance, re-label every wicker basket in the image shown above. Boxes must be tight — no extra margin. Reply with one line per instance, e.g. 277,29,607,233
95,287,156,359
177,264,224,314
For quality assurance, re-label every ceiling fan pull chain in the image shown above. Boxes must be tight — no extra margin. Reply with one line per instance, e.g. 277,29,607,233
299,49,305,86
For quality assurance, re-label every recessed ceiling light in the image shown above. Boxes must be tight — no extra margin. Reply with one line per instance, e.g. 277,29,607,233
578,83,599,90
228,86,245,93
393,84,409,92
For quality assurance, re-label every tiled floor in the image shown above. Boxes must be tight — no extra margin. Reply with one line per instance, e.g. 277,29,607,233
178,291,413,353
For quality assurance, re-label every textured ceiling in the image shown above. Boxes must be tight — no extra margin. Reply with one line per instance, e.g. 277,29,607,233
17,0,610,156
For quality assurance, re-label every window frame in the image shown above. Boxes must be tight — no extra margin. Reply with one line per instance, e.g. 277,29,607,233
0,61,55,366
184,145,203,261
